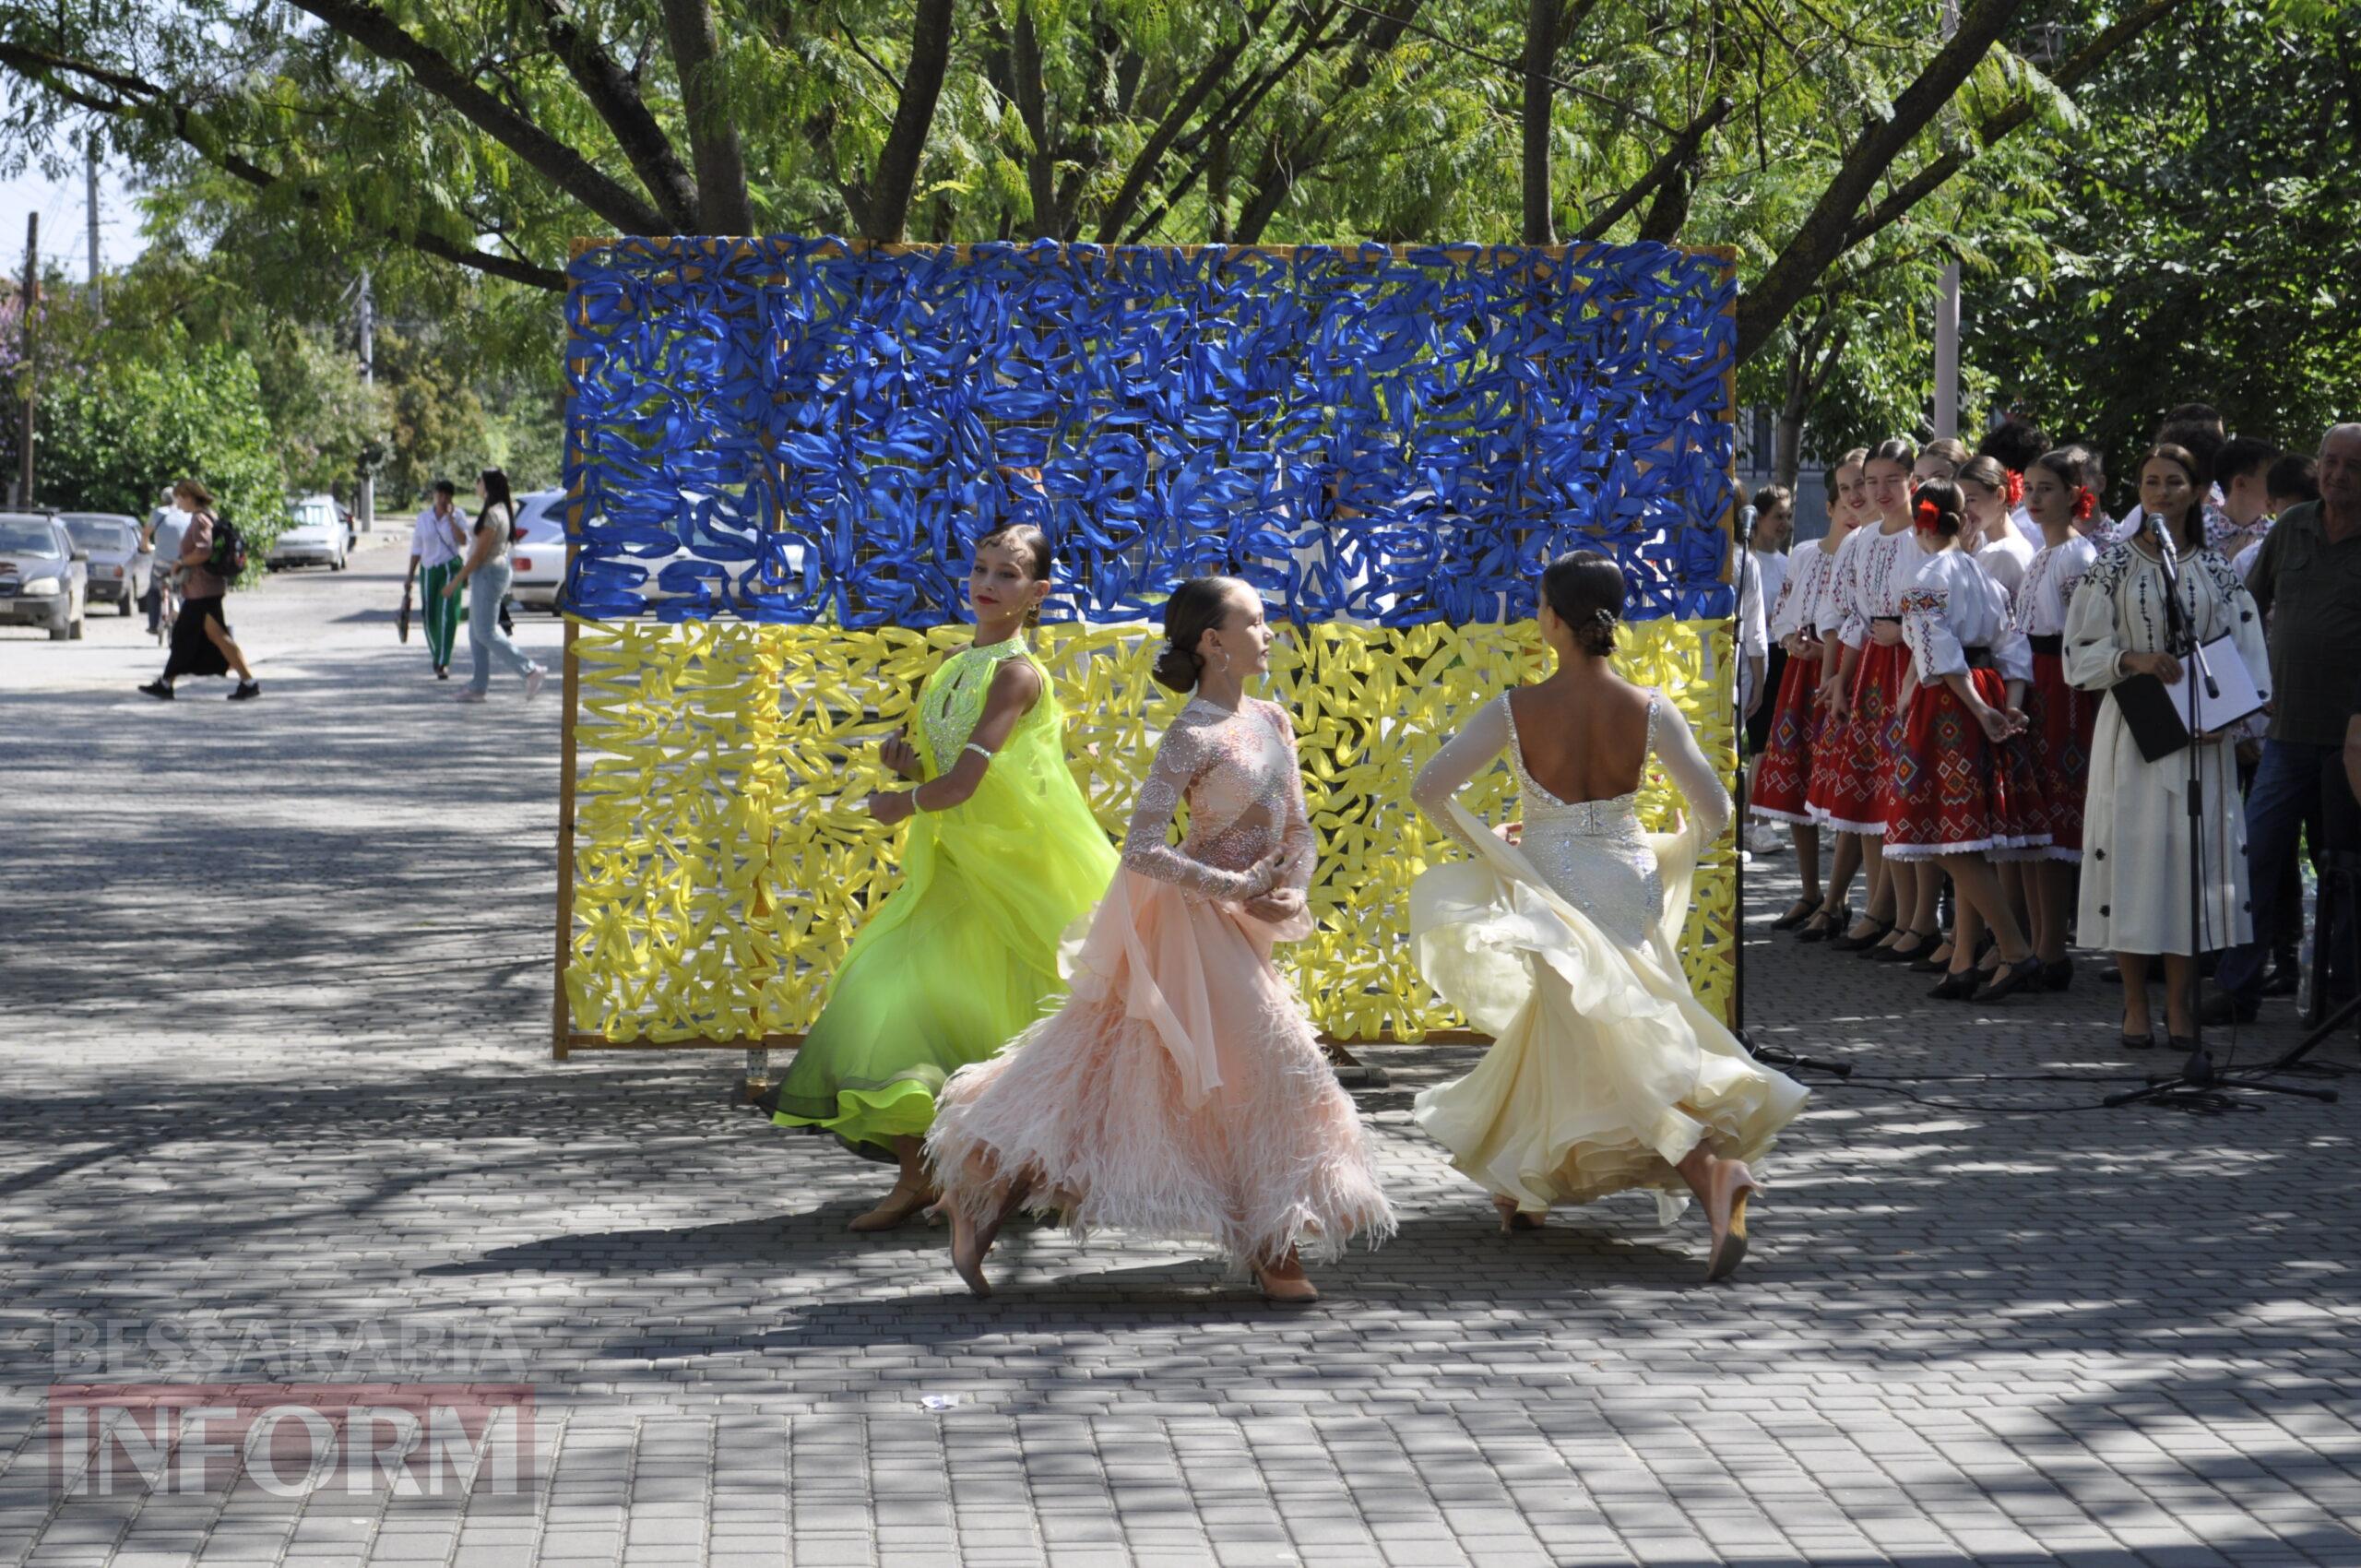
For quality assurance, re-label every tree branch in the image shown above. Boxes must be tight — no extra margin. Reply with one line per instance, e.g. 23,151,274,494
1836,0,2194,255
658,0,754,232
0,42,564,290
533,0,700,231
852,0,956,242
1736,0,2027,363
1572,94,1732,240
1233,0,1427,243
283,0,668,235
1094,0,1278,244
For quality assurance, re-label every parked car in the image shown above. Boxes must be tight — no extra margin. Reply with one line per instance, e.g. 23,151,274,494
0,513,89,640
59,513,148,616
507,490,568,611
267,493,348,571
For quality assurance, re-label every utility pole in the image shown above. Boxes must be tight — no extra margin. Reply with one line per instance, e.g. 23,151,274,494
357,268,374,533
85,145,101,297
1932,0,1962,439
18,213,37,508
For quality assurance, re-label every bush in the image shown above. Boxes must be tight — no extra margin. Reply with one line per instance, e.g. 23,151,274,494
42,344,287,568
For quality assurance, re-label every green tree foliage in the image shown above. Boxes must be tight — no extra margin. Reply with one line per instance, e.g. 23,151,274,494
1964,2,2361,494
0,0,2192,367
41,333,284,554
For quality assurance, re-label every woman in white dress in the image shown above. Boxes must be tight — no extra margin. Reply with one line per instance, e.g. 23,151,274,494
1407,552,1809,1282
2067,444,2273,1051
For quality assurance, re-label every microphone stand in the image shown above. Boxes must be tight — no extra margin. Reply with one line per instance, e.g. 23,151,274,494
2106,511,2333,1108
1729,502,1852,1080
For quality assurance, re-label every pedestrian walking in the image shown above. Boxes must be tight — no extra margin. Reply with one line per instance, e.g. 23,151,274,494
445,469,545,704
138,480,259,703
406,481,469,679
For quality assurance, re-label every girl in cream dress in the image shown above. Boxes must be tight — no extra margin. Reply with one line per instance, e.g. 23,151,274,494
1406,552,1808,1281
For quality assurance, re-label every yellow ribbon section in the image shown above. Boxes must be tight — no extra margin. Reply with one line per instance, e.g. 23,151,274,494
564,616,1738,1045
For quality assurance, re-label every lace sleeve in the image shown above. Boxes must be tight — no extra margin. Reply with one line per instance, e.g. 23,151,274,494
1649,694,1733,839
1263,702,1317,893
1409,695,1513,855
1120,721,1267,901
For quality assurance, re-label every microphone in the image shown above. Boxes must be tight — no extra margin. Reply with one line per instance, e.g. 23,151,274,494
2142,503,2176,553
1737,503,1757,547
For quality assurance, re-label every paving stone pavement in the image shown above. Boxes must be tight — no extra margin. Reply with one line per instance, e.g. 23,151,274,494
4,551,2359,1567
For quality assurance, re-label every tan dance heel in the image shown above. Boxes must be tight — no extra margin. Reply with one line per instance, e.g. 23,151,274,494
1493,1194,1542,1234
848,1177,936,1233
1703,1161,1759,1283
1254,1248,1321,1306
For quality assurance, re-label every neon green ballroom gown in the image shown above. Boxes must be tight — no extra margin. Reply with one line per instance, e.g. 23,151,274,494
772,637,1119,1160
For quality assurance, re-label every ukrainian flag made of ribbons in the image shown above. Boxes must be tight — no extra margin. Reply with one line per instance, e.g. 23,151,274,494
559,237,1740,1049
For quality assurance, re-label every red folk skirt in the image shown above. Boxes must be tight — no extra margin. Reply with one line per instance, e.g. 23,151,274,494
1805,639,1908,835
2023,642,2097,861
1881,669,2051,861
1750,650,1826,825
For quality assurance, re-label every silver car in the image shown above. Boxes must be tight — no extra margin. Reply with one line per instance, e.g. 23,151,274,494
267,493,348,571
0,514,89,640
59,513,149,615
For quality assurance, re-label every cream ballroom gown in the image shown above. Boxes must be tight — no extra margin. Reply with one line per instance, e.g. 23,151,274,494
1406,689,1808,1223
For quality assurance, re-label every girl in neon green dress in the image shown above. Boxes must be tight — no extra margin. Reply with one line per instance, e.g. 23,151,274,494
771,524,1119,1230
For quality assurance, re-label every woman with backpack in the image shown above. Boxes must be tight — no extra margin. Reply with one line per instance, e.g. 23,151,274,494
443,468,545,704
139,479,259,702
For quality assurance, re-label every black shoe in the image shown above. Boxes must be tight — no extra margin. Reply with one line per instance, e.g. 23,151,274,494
2100,964,2121,985
1832,917,1894,954
2262,962,2301,998
2198,991,2258,1027
1975,956,2044,1004
1796,903,1851,944
1871,929,1938,965
1769,897,1821,932
137,680,174,701
2120,1020,2157,1051
2038,958,2074,992
228,681,261,701
1929,969,1979,1001
434,665,450,682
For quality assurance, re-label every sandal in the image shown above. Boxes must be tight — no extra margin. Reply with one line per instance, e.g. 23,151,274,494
1493,1194,1544,1234
1703,1160,1760,1284
1769,897,1821,932
1873,928,1940,965
1975,956,2044,1004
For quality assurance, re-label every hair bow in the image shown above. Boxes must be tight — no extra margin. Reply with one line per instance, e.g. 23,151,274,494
1913,498,1945,533
2070,488,2096,523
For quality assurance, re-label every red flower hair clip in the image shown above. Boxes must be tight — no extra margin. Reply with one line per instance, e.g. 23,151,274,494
2004,469,2025,508
2070,487,2096,523
1913,498,1945,533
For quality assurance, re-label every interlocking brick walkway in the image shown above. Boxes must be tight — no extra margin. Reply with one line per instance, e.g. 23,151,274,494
4,554,2357,1566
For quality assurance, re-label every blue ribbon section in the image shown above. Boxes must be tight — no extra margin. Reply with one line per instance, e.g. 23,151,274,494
561,239,1738,625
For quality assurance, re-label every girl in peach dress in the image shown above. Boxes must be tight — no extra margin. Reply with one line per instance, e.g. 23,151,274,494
926,576,1395,1303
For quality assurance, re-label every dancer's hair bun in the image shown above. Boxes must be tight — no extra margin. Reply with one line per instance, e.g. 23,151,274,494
1150,643,1202,692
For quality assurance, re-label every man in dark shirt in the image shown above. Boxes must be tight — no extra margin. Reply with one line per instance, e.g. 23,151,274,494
2207,423,2361,1020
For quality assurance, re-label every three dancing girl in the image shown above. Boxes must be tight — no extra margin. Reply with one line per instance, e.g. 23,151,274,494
768,532,1807,1296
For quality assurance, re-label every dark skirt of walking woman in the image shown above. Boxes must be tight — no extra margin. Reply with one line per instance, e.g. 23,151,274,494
163,597,232,681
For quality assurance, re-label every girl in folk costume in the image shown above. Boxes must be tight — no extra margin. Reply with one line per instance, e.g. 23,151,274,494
2067,445,2272,1052
1807,439,1925,958
1754,451,1868,934
1406,552,1807,1282
927,578,1394,1304
1880,479,2051,1002
2013,447,2104,987
769,526,1120,1230
1905,455,2038,979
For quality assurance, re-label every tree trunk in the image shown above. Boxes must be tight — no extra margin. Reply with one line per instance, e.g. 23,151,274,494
861,0,958,243
660,0,753,233
1520,0,1556,244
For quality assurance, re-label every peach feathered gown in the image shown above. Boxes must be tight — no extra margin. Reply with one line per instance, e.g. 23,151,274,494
927,695,1395,1271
